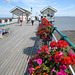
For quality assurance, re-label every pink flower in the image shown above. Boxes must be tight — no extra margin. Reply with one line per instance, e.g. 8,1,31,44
50,67,55,73
48,39,50,41
68,50,74,56
71,54,74,56
49,56,52,59
59,51,63,56
69,50,71,54
56,72,64,75
68,50,71,56
33,58,37,61
28,60,32,68
60,65,67,72
45,36,47,38
63,72,68,75
37,59,42,64
27,56,30,61
37,49,41,54
28,68,33,74
46,51,49,54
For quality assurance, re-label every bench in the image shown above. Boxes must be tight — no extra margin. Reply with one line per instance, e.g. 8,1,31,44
0,24,10,33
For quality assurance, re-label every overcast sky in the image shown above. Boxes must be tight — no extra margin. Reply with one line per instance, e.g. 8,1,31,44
0,0,75,17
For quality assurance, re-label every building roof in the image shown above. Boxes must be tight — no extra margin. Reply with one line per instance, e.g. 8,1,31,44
10,6,31,14
40,6,57,13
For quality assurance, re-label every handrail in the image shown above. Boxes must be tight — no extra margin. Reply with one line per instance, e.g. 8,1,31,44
49,21,75,50
52,34,75,75
0,24,6,27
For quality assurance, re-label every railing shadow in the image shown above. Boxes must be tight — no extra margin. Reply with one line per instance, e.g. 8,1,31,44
23,36,43,75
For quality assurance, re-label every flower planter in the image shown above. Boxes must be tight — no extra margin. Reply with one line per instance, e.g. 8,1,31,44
9,18,12,22
5,18,8,23
0,19,2,23
36,18,53,42
27,18,75,75
27,40,75,75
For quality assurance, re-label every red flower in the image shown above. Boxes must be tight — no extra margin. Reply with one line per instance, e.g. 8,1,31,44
48,23,51,26
50,41,57,48
61,57,72,65
57,40,68,48
70,55,75,65
9,18,12,21
5,18,8,22
45,47,48,51
0,19,2,23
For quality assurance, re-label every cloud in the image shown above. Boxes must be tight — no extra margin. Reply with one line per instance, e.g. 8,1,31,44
1,0,75,17
11,0,19,2
55,5,75,16
21,0,50,7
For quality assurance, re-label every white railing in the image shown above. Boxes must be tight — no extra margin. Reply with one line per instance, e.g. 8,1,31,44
0,19,18,25
52,34,75,75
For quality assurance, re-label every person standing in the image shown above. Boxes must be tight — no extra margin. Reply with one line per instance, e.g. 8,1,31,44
19,14,23,26
31,16,35,26
38,15,41,24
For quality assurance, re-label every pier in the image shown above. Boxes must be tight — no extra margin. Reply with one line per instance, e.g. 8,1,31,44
0,21,40,75
0,20,75,75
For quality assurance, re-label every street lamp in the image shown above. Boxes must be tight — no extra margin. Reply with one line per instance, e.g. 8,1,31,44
31,7,32,12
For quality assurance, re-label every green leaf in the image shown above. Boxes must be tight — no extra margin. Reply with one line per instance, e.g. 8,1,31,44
64,69,70,74
45,60,48,64
64,53,68,57
47,70,50,73
45,55,48,58
46,67,49,69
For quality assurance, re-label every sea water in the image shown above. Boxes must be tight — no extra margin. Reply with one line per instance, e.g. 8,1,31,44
54,17,75,31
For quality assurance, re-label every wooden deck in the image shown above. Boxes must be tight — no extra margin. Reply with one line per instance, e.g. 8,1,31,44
0,21,40,75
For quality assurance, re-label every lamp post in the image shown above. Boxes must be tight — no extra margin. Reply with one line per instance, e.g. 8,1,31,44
31,7,32,12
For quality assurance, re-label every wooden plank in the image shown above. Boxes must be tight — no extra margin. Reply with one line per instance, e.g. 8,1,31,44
0,21,39,75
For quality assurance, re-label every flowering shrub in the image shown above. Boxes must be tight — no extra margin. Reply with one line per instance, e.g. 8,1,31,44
5,18,8,22
9,18,12,21
27,40,75,75
36,18,53,41
0,19,2,23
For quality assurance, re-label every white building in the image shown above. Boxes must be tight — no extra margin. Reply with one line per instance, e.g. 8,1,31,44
40,6,57,21
10,6,31,21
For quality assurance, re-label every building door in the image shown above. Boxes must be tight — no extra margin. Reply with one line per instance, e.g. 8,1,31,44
26,14,29,20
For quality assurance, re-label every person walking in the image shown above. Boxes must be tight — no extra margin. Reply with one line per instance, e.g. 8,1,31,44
19,14,23,26
31,16,35,26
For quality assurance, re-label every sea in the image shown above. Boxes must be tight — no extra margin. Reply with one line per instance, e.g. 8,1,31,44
54,17,75,31
0,17,75,31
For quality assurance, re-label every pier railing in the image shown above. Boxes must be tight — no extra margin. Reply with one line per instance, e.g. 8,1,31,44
49,21,75,50
0,18,18,25
50,34,75,75
48,21,75,75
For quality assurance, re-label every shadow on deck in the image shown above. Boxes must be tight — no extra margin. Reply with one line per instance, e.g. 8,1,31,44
23,37,43,75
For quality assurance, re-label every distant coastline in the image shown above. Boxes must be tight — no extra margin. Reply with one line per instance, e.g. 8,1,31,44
55,16,75,17
0,17,12,20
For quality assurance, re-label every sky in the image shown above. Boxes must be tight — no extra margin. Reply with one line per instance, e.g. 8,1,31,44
0,0,75,17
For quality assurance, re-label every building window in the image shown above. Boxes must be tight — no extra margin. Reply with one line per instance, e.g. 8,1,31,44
47,14,50,17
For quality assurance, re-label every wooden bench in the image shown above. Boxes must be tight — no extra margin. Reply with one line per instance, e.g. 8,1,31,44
0,24,10,33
